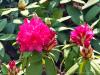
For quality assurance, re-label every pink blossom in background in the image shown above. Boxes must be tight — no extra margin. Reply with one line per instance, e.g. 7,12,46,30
70,23,94,48
16,16,57,52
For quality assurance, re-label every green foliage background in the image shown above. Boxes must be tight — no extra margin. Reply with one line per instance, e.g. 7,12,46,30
0,0,100,75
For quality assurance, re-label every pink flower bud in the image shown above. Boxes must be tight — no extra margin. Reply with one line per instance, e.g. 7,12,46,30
8,60,16,70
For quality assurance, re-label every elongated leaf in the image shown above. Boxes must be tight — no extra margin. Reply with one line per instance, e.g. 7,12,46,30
60,0,71,4
0,34,16,41
26,52,42,75
67,5,83,24
62,44,75,50
64,48,70,58
0,42,5,57
85,5,100,21
82,0,99,9
1,64,8,75
26,2,40,9
57,16,71,22
49,49,60,62
26,61,42,75
72,0,85,4
45,57,57,75
1,8,18,16
65,63,79,75
0,19,7,32
91,61,100,75
84,61,94,75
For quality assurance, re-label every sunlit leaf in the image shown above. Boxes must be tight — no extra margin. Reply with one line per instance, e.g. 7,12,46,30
13,19,22,24
0,42,5,57
57,16,71,22
1,8,18,16
65,63,79,75
91,61,100,74
60,0,71,4
39,0,47,4
20,9,29,16
82,0,99,9
0,34,16,41
26,2,39,9
72,0,85,4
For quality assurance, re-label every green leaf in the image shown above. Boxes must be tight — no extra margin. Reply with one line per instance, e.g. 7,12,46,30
30,52,42,63
49,49,60,62
85,5,100,21
0,42,5,57
23,52,32,58
62,44,74,50
64,48,70,58
57,16,71,22
66,5,83,24
58,31,70,43
0,53,10,62
64,46,80,71
22,57,28,70
1,64,8,75
20,10,29,16
84,61,94,75
82,0,99,10
91,19,100,28
0,19,7,32
60,0,71,4
91,60,100,75
48,0,59,11
13,19,22,24
4,23,15,34
39,0,47,4
51,8,63,19
45,57,57,75
26,2,39,9
91,39,100,52
0,34,16,41
26,52,42,75
26,61,42,75
1,8,18,16
72,0,85,4
65,63,79,75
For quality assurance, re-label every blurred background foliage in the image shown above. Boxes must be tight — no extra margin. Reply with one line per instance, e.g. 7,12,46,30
0,0,100,75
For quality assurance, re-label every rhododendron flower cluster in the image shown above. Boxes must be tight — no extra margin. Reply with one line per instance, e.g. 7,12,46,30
16,16,57,52
70,23,94,48
70,23,94,58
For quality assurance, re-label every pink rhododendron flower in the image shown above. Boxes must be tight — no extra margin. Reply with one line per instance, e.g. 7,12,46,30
16,16,57,52
70,23,94,48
